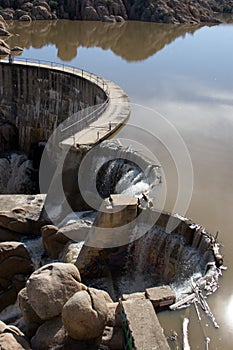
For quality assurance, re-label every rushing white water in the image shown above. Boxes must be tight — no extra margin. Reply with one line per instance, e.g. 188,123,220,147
58,210,97,228
0,153,35,194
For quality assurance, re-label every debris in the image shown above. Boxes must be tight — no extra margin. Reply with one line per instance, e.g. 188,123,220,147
169,293,196,310
183,317,191,350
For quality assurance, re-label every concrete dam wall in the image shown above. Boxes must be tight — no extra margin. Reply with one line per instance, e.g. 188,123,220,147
0,61,107,153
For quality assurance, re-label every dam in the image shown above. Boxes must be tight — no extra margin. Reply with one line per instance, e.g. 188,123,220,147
0,59,224,349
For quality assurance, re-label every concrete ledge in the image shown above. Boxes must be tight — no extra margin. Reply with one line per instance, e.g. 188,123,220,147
121,299,170,350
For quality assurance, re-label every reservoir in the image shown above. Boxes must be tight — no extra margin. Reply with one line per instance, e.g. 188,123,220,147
4,19,233,349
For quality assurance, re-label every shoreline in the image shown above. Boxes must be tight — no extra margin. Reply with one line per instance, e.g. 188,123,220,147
0,0,233,25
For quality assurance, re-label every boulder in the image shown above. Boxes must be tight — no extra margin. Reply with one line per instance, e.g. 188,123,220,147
0,208,39,235
31,316,101,350
82,6,100,21
26,262,82,320
0,9,14,21
41,225,70,259
31,317,66,350
62,288,108,340
0,332,31,350
0,44,10,56
106,303,122,327
18,288,43,338
0,15,7,28
19,14,32,21
0,242,33,311
31,5,52,20
0,320,24,336
101,326,124,350
0,226,22,242
11,46,24,53
103,15,116,23
61,242,84,264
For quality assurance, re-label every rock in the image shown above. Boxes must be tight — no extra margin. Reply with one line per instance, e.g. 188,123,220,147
0,46,11,56
106,303,122,327
11,46,24,53
41,224,70,259
102,15,116,23
82,6,100,21
121,292,146,301
26,262,82,320
101,326,124,350
0,242,33,311
0,39,9,48
31,316,100,350
0,15,7,28
0,28,11,37
14,9,29,20
145,286,176,310
0,120,19,152
61,241,84,264
18,288,43,338
0,208,38,235
19,14,32,22
99,290,113,304
0,332,31,350
31,317,65,350
62,288,108,340
31,5,52,20
0,226,22,242
0,320,24,336
0,9,14,20
115,15,125,22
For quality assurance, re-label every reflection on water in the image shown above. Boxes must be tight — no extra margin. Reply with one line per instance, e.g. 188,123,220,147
7,20,205,61
2,19,233,349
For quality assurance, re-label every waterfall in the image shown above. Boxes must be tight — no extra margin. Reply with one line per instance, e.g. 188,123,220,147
97,158,154,198
112,225,205,298
22,237,48,270
0,153,35,194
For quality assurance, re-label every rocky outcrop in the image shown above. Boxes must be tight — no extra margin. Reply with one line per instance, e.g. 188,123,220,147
0,242,33,311
0,0,232,23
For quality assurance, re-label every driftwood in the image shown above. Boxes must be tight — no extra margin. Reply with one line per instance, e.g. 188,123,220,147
169,293,196,310
183,317,191,350
192,283,219,329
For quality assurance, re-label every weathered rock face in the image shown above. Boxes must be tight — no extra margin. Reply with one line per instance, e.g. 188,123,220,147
0,241,33,311
26,262,82,320
62,288,109,340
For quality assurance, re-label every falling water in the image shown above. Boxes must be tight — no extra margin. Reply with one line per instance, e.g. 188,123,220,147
22,237,48,270
0,153,35,194
96,158,154,198
108,225,209,299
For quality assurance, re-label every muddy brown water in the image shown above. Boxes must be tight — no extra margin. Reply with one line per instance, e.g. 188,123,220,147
3,19,233,349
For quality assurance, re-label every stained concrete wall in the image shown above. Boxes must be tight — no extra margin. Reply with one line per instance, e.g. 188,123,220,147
0,62,107,152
